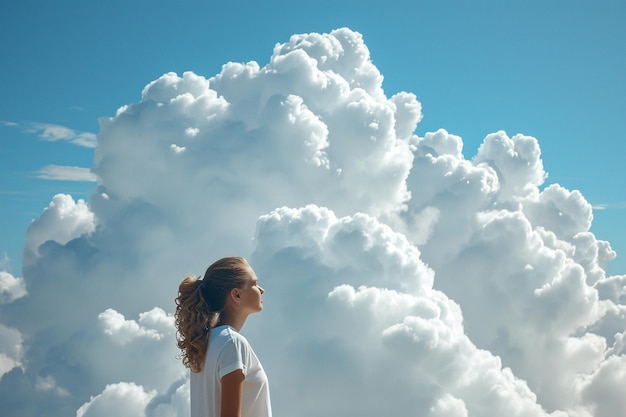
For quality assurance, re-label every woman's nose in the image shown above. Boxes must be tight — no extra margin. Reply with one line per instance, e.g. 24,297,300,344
259,286,265,294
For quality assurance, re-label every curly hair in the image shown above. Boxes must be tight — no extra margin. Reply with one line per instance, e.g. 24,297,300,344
175,257,250,372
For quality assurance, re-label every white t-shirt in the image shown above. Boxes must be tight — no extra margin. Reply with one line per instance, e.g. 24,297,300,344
190,325,272,417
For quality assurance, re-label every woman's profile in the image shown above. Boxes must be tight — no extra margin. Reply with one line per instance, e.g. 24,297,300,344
175,256,272,417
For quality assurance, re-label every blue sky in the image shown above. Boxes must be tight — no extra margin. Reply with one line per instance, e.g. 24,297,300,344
1,0,624,276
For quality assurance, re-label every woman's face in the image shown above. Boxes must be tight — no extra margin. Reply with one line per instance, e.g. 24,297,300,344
239,266,265,314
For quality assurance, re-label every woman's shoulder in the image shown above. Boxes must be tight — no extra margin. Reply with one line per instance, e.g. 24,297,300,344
212,325,250,347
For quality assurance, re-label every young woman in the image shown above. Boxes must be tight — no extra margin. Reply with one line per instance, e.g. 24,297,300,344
175,257,272,417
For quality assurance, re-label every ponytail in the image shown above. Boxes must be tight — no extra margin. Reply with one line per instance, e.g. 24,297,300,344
175,275,218,372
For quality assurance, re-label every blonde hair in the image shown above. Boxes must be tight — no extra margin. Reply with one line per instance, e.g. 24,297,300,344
174,257,250,372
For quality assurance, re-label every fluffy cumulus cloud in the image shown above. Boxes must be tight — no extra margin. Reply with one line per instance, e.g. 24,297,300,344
0,270,26,304
0,27,624,417
76,382,156,417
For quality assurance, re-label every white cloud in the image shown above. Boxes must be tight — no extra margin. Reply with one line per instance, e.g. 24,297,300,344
98,308,163,344
0,323,24,378
523,184,593,240
35,164,98,182
30,123,75,140
76,382,156,417
36,374,70,396
428,394,468,417
169,144,186,154
473,131,546,201
1,120,96,147
28,122,97,147
0,266,26,379
0,352,19,378
73,132,98,147
97,307,174,348
0,253,9,269
590,201,626,211
24,193,95,265
184,127,199,137
0,270,27,303
576,355,626,417
249,205,557,417
0,27,624,417
146,379,190,417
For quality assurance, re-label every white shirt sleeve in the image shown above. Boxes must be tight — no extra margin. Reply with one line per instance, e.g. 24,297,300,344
217,334,248,379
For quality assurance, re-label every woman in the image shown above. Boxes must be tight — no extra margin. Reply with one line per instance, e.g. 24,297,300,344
175,256,272,417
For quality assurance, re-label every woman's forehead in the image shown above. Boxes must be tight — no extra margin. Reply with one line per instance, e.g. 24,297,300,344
245,265,258,280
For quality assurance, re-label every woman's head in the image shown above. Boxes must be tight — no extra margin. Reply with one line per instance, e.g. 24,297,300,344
198,256,252,312
174,256,260,372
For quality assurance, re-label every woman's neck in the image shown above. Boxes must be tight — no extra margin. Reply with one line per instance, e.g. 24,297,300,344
219,309,248,332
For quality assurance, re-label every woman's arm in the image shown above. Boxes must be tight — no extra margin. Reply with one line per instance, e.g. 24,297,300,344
221,369,245,417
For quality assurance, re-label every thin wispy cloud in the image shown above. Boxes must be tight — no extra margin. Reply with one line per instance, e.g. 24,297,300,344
34,165,97,182
0,253,10,270
592,202,626,210
28,123,97,148
0,190,31,195
2,121,97,148
29,123,75,140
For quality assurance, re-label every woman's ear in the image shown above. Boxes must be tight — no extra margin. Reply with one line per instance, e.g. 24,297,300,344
229,288,241,303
